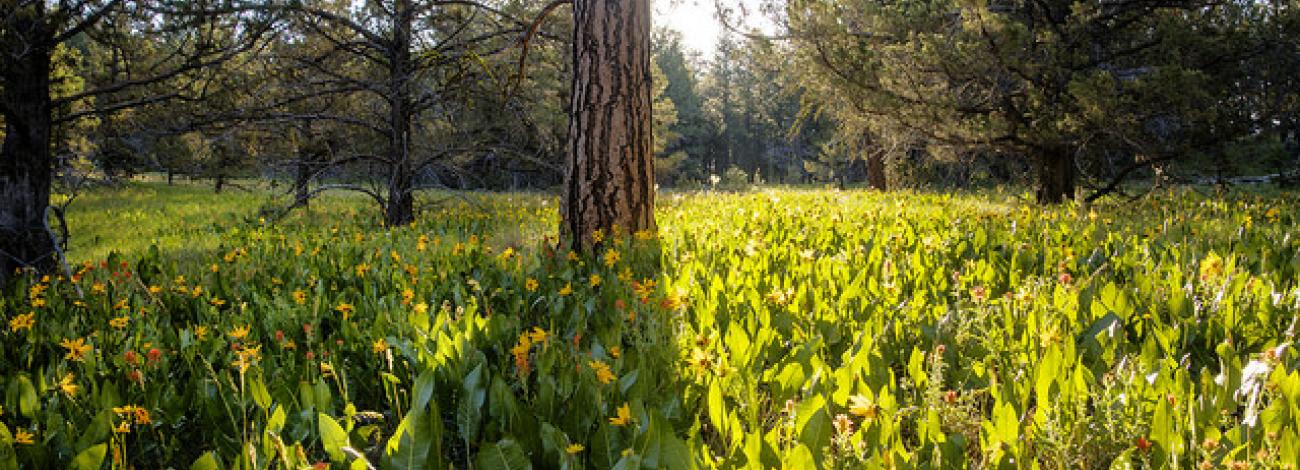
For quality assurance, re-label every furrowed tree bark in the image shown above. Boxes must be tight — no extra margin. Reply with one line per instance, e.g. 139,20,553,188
1035,146,1076,204
384,0,416,227
561,0,656,251
0,12,58,281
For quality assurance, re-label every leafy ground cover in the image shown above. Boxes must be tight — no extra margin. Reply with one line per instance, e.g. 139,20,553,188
2,183,1299,468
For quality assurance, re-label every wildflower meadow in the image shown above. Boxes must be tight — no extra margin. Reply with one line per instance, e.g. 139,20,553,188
1,184,1299,469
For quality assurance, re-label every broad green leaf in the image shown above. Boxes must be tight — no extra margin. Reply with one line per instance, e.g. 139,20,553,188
70,443,107,470
319,413,350,462
190,452,220,470
474,439,531,470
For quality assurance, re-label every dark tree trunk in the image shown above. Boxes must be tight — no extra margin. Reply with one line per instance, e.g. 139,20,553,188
867,152,887,190
293,156,311,208
167,168,175,185
0,14,57,281
386,165,414,226
383,0,416,227
1035,147,1076,204
214,173,226,193
561,0,656,251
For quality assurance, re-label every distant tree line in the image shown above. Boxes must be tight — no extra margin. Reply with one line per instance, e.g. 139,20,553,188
3,0,1297,276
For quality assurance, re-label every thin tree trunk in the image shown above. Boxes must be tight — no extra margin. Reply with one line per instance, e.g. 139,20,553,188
294,154,311,208
867,152,887,190
1035,146,1076,204
561,0,656,251
1,13,57,281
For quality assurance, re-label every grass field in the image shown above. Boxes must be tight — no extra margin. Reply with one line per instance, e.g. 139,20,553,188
3,182,1300,468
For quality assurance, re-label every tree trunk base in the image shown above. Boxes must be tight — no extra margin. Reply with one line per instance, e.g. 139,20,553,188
0,224,57,282
1035,149,1076,204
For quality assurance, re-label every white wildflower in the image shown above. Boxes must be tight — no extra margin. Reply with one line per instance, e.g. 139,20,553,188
1237,359,1272,427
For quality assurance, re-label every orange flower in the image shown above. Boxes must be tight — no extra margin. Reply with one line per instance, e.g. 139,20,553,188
15,429,35,444
512,332,532,377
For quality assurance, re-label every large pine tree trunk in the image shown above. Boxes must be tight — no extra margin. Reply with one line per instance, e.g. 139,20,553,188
1035,146,1076,204
1,15,57,281
561,0,656,251
383,0,416,227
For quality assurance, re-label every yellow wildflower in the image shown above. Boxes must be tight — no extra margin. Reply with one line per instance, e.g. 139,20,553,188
60,338,92,362
320,362,336,379
232,355,252,374
558,283,573,296
565,443,585,455
589,360,616,385
228,325,250,341
147,285,162,295
413,302,429,315
9,311,35,332
113,421,131,434
592,229,605,243
609,402,631,426
848,395,879,421
589,274,602,288
603,250,620,267
292,290,307,305
15,429,35,444
401,289,415,305
525,278,539,292
528,327,548,345
1199,252,1225,282
194,325,209,340
372,338,389,354
109,316,129,329
59,373,79,397
1265,207,1280,222
609,346,621,359
336,302,355,320
92,282,107,295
